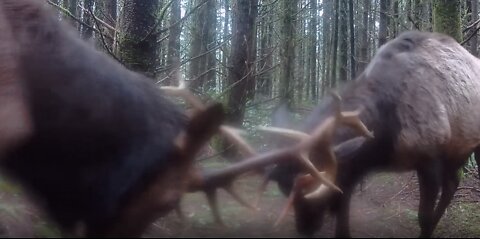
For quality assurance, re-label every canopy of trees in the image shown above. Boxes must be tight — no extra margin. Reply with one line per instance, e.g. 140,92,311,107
49,0,478,150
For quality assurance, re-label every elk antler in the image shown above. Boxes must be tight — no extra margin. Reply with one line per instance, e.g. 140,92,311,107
274,174,316,227
160,84,259,225
255,92,373,225
257,92,373,196
161,85,255,157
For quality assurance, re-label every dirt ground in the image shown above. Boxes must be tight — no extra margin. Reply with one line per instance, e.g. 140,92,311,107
0,169,480,238
146,170,480,238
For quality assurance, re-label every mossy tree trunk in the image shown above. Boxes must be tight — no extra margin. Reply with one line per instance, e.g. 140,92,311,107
433,0,462,42
279,0,297,107
118,0,160,77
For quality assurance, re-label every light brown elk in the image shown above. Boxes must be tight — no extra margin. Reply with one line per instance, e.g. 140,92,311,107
260,31,480,238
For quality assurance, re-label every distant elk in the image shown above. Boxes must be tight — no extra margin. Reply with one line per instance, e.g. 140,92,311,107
259,31,480,238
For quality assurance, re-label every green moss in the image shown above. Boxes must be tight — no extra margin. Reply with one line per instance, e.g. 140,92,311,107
435,203,480,237
433,0,462,42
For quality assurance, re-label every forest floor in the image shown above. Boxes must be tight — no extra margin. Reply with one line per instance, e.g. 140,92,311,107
0,160,480,238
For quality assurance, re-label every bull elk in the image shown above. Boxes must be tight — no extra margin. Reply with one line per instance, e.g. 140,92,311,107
0,0,372,237
259,31,480,238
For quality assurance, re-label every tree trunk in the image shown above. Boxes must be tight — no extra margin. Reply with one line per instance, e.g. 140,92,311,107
118,0,160,77
205,0,217,91
406,0,413,29
279,0,297,106
222,0,230,92
330,0,339,88
379,0,389,47
94,0,117,51
414,0,421,30
223,0,258,159
103,0,117,50
296,6,305,102
166,0,181,86
258,0,273,97
309,0,317,100
65,0,79,29
433,0,462,42
189,0,217,92
349,0,356,80
188,0,204,90
339,0,348,83
358,0,370,75
369,0,377,55
391,0,399,38
81,0,94,40
226,0,258,126
321,0,332,97
471,0,478,56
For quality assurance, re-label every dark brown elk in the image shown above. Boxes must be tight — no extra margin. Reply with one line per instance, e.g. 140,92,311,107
0,0,228,236
0,0,369,237
260,31,480,238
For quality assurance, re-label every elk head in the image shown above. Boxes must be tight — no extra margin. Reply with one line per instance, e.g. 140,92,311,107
255,92,374,235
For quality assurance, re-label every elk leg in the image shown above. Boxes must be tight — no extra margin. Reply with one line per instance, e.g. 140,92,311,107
432,165,460,227
334,185,354,238
205,189,225,227
417,167,440,238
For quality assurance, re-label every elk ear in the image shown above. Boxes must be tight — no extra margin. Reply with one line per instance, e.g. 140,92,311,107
333,136,367,159
177,103,225,158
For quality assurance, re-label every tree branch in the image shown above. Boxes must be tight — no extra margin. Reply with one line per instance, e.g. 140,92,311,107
46,0,114,41
87,7,122,63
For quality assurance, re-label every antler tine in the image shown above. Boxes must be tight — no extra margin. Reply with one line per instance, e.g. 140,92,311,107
256,92,373,201
161,84,263,225
224,184,258,211
160,86,206,110
256,126,310,141
220,125,256,157
274,190,295,227
338,108,374,139
299,152,341,193
274,174,316,227
161,85,256,158
296,94,357,200
256,120,341,194
252,175,271,208
329,90,374,139
304,184,330,200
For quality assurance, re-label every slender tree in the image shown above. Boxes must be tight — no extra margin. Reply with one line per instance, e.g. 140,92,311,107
257,0,274,97
349,0,356,80
330,0,339,88
433,0,462,42
471,0,478,55
166,0,181,86
101,0,117,50
279,0,297,106
339,0,348,82
308,0,318,100
189,0,217,92
379,0,389,47
81,0,94,40
226,0,259,125
358,0,370,75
